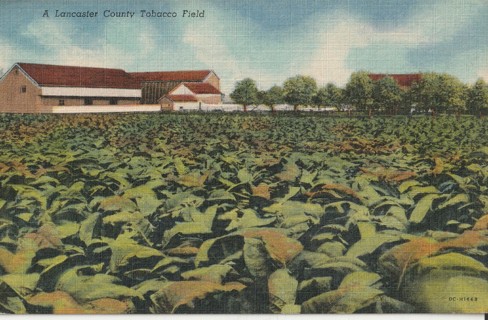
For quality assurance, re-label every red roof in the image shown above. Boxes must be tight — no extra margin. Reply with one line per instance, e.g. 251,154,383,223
181,82,221,94
368,74,422,87
130,70,213,82
17,63,139,89
164,94,199,102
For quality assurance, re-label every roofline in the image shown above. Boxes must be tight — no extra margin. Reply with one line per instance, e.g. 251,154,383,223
368,73,423,76
168,82,186,95
179,82,222,94
17,62,127,73
203,70,220,81
159,95,200,103
130,69,213,74
0,63,41,88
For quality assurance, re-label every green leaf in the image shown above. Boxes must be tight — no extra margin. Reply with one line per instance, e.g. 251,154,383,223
407,186,439,199
79,213,102,245
181,265,235,284
98,195,137,212
268,269,298,313
398,180,421,193
264,201,323,219
346,234,401,258
0,279,26,313
416,252,488,275
174,158,187,175
109,238,164,273
149,281,245,313
302,282,382,313
405,275,488,313
437,193,470,210
103,211,145,224
55,222,80,239
194,235,244,268
237,168,253,184
316,242,346,258
56,268,142,303
0,273,39,294
339,271,382,289
163,205,218,244
220,208,275,232
409,194,441,224
243,237,271,278
207,189,236,202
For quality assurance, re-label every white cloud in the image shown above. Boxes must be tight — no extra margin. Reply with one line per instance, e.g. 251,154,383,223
182,8,281,93
20,19,157,70
301,12,428,86
300,1,481,87
0,37,15,74
477,68,488,82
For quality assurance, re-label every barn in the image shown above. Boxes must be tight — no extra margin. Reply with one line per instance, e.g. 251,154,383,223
368,73,422,89
0,63,141,113
130,70,221,104
0,62,222,113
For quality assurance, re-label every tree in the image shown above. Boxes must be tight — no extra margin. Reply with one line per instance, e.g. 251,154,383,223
230,78,259,112
372,76,402,114
467,78,488,116
260,85,284,112
283,75,317,111
313,86,329,109
313,83,344,110
326,83,344,108
411,73,466,114
344,71,374,115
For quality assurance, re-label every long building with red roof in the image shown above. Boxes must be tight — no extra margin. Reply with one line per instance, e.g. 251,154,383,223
0,62,221,113
368,73,422,88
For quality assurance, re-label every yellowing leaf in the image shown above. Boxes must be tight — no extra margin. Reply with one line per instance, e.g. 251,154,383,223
99,196,137,212
276,163,300,182
431,157,444,175
177,171,209,188
252,183,271,200
150,281,245,313
27,291,134,314
242,229,303,266
473,214,488,230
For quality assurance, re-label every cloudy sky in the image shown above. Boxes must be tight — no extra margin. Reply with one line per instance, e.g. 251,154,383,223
1,0,487,93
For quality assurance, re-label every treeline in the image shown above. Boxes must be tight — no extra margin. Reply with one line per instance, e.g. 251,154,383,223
230,71,488,116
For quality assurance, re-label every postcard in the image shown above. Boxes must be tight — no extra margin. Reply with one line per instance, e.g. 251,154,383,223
0,0,487,315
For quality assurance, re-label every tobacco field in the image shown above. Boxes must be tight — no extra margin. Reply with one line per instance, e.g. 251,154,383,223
0,112,487,314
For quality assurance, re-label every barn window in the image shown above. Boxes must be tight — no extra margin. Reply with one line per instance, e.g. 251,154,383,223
59,99,65,106
84,98,93,105
20,85,26,93
109,98,117,105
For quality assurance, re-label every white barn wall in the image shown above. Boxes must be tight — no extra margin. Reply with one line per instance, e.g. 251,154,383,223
42,87,141,98
52,104,160,113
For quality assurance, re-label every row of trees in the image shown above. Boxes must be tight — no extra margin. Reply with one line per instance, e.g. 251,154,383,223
230,71,488,115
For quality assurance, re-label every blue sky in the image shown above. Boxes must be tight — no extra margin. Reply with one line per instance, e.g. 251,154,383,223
1,0,487,93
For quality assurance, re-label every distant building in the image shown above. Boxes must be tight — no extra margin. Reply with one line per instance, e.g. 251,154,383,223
0,62,221,113
368,73,422,89
130,69,221,104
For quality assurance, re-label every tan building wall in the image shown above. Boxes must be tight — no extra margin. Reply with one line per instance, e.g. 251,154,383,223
160,98,173,111
0,66,141,113
204,73,220,90
0,66,48,113
197,94,222,104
